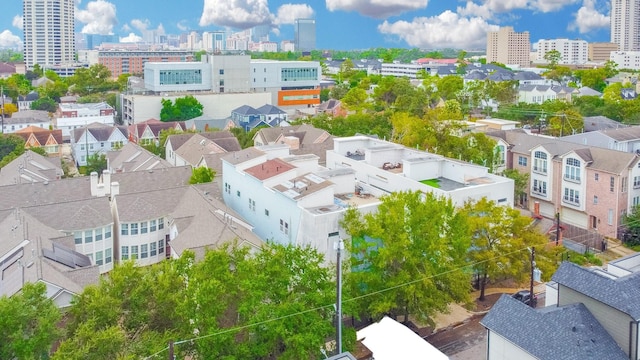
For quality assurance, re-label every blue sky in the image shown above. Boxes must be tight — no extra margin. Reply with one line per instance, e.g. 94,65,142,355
0,0,612,51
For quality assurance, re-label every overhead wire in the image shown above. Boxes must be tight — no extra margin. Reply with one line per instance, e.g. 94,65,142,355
141,245,537,359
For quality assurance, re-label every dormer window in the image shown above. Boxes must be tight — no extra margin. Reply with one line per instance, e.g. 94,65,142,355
564,158,581,182
533,151,547,174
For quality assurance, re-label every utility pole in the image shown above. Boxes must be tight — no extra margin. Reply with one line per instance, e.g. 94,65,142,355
331,231,343,355
168,340,174,360
530,247,536,308
555,212,560,246
1,85,4,134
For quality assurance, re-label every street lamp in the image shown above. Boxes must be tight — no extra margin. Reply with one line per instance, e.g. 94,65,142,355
330,231,343,355
529,247,536,308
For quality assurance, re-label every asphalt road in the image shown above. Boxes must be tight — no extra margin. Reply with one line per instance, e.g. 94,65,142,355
426,291,546,360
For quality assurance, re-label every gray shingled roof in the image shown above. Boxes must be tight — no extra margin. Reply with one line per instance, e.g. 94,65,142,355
481,294,627,360
552,261,640,320
598,126,640,141
0,150,62,186
583,116,626,132
488,129,638,174
108,143,174,173
222,147,266,165
116,186,188,222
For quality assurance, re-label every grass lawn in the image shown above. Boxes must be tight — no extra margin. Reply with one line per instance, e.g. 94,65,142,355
420,178,440,188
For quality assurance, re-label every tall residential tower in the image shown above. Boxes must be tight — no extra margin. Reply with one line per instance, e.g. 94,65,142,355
486,27,530,68
294,19,316,52
610,0,640,51
23,0,76,69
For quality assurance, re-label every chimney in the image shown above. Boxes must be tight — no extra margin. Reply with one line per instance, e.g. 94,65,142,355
96,183,106,197
102,170,111,194
90,171,99,196
110,182,120,197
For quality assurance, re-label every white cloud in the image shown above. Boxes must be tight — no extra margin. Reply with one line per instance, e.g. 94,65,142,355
130,19,151,32
199,0,273,29
76,0,117,34
121,23,131,32
12,15,23,30
177,20,189,32
569,0,609,33
275,4,314,25
120,33,142,43
458,0,579,19
378,11,499,49
0,30,21,48
326,0,428,18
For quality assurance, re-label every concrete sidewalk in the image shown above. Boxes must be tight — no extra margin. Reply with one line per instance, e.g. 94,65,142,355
432,283,547,332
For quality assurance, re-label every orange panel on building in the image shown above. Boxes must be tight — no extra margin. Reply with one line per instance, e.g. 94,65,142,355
277,88,321,107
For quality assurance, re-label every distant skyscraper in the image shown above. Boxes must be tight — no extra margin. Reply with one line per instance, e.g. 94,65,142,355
295,19,316,52
23,0,76,69
486,26,530,68
610,0,640,51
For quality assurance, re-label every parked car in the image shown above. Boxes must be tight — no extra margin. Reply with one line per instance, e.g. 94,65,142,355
512,290,537,306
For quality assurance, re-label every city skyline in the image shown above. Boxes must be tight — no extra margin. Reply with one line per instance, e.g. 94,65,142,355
0,0,615,51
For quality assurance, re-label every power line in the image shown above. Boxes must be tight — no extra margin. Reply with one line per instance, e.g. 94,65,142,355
141,244,543,359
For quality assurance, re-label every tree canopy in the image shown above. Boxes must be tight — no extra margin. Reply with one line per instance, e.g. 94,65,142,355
189,166,215,184
341,191,472,325
0,282,61,360
54,244,343,359
160,95,204,121
463,197,559,300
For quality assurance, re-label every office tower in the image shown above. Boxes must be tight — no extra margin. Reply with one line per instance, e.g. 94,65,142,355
486,26,530,68
295,19,316,52
23,0,76,69
610,0,640,51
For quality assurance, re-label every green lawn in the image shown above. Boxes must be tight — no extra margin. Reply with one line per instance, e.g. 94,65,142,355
420,178,440,188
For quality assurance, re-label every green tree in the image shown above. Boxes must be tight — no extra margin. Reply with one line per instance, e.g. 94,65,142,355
30,97,58,112
464,197,557,300
160,95,203,121
623,206,640,245
503,169,529,204
329,83,350,100
0,134,27,167
0,282,61,360
543,50,562,68
342,191,471,325
85,153,107,175
189,166,215,184
341,87,369,113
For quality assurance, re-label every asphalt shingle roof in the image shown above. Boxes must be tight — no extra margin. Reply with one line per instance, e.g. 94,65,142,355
481,294,627,360
552,261,640,320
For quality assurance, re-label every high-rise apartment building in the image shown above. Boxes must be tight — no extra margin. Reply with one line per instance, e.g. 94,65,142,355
536,39,588,65
23,0,76,69
610,0,640,51
486,27,531,68
294,19,316,52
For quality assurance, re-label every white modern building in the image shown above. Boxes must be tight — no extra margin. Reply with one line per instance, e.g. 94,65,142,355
611,0,640,51
23,0,75,69
55,102,115,138
380,63,426,79
250,59,322,107
144,62,212,92
221,136,514,261
610,51,640,70
536,39,589,65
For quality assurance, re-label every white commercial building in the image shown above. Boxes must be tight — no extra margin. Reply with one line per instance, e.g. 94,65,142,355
144,62,212,92
610,51,640,70
536,39,589,65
